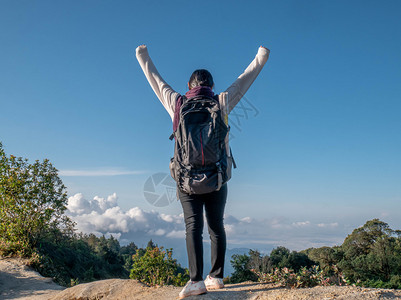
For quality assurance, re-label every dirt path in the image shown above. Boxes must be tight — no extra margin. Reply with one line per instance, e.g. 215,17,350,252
1,258,401,299
0,257,64,300
51,279,401,300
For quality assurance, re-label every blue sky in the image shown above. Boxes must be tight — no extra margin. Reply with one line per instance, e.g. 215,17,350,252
1,0,401,257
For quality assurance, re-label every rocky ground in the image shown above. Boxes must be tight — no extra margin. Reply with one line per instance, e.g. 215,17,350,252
0,257,63,300
1,257,401,299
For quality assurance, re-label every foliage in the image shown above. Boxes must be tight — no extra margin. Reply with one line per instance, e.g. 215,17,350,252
119,242,138,273
0,142,189,288
302,246,344,272
0,143,73,257
229,247,319,285
0,143,133,286
286,219,401,289
270,246,314,272
253,265,348,288
229,251,258,283
229,220,401,289
362,275,401,289
129,245,189,286
247,249,271,274
30,232,133,286
338,219,401,287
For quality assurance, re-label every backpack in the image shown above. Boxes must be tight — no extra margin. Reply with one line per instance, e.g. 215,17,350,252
169,95,236,194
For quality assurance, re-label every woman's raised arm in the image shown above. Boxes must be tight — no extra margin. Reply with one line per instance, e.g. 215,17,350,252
136,45,179,120
223,46,270,114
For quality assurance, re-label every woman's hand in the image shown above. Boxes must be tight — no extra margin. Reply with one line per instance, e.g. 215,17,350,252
136,44,148,55
260,45,270,53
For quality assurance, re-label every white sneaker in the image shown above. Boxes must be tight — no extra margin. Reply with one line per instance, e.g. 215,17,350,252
204,275,224,290
179,280,207,299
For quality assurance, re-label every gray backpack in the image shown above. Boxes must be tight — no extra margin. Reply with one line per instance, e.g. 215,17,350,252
169,95,236,194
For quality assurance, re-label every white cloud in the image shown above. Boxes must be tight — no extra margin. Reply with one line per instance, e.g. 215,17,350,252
66,193,185,242
67,193,92,215
67,192,120,215
292,221,311,227
160,213,183,223
151,229,166,236
240,217,253,223
66,193,346,254
166,230,185,239
224,224,235,235
317,222,339,228
223,215,344,251
59,169,145,177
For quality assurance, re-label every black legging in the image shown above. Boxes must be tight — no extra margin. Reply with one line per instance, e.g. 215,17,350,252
178,183,227,281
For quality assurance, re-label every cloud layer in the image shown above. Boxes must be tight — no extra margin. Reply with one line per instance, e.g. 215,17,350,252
67,193,184,242
66,193,346,252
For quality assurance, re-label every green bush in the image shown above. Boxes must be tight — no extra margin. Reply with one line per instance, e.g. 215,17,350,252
229,247,315,284
361,275,401,289
337,219,401,287
270,247,314,272
30,231,130,286
129,246,189,286
0,143,73,257
253,265,348,288
229,252,258,283
388,275,401,289
0,142,187,287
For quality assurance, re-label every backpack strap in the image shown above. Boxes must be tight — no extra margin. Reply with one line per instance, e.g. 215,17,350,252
230,148,237,169
169,95,186,140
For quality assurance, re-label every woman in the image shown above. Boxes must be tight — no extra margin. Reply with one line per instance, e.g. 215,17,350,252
136,44,269,299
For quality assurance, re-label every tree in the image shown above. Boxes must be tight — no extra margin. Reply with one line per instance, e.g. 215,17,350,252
120,242,137,256
287,251,314,272
270,246,291,268
230,252,258,283
341,219,392,258
130,246,189,286
147,239,156,249
247,249,271,274
338,219,401,284
268,246,314,272
0,142,73,256
303,246,343,272
120,242,138,273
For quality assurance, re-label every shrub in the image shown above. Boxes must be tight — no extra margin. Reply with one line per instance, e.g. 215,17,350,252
253,265,348,288
130,246,189,286
338,219,401,287
229,252,258,283
229,247,315,284
0,143,73,257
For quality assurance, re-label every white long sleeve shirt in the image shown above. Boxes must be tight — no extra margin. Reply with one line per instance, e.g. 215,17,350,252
135,45,269,121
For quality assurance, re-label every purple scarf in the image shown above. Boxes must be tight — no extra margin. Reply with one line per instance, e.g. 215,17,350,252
173,86,215,132
184,85,214,99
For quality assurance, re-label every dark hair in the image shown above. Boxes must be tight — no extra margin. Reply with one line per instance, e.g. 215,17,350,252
188,69,214,89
